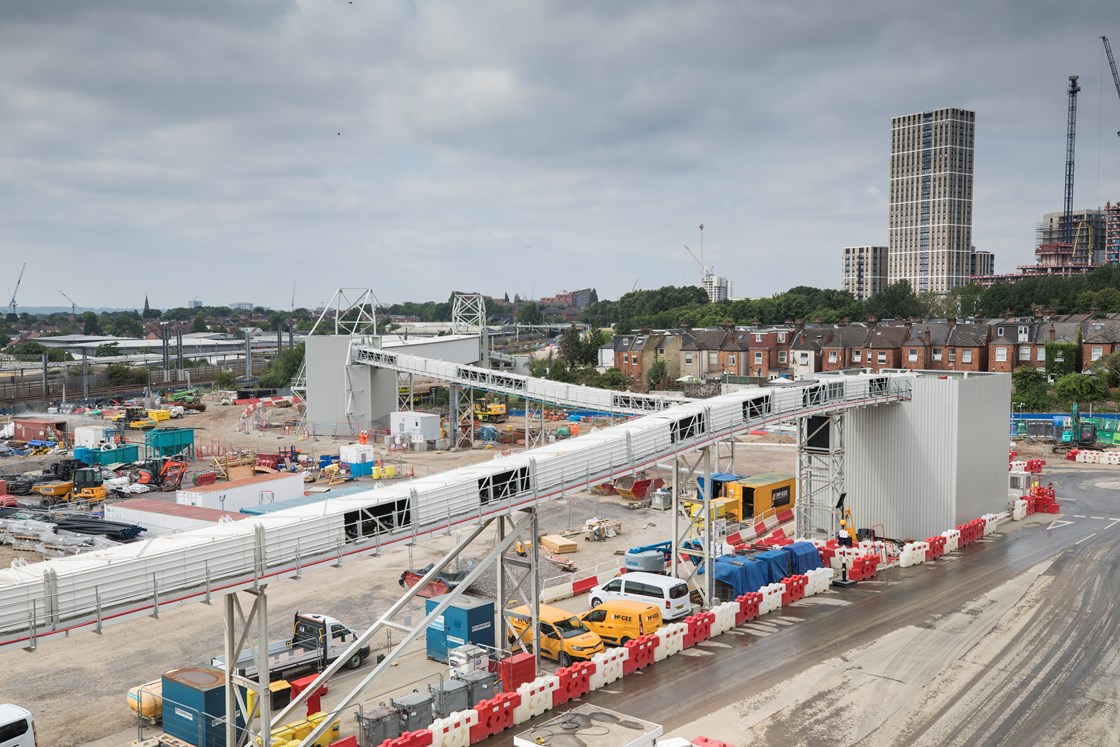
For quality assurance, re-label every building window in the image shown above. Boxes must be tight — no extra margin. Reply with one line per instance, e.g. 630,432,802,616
728,354,736,365
1092,345,1104,361
908,349,918,362
852,350,862,362
754,334,762,342
1037,349,1045,361
798,352,808,365
995,347,1007,362
877,352,886,364
949,350,956,363
684,353,693,364
778,332,787,343
933,348,942,361
962,350,973,364
828,351,837,363
778,351,787,364
754,352,763,365
708,352,718,365
1018,346,1030,361
996,326,1004,337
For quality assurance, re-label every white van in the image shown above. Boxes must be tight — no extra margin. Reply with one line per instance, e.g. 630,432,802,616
0,705,35,747
588,572,692,621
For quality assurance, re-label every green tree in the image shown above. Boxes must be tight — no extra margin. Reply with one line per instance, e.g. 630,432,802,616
80,311,102,335
94,342,122,357
260,343,305,388
214,370,237,389
1012,366,1051,411
105,364,147,386
102,312,143,337
519,302,544,325
581,328,607,366
646,359,668,391
866,281,921,320
1054,372,1108,404
595,368,631,390
190,313,209,334
558,326,582,367
5,340,70,362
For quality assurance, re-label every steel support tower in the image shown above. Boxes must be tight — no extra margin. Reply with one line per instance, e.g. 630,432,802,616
795,413,845,540
1062,75,1081,248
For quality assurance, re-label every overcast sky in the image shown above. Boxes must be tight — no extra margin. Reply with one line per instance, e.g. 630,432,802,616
3,1,1120,311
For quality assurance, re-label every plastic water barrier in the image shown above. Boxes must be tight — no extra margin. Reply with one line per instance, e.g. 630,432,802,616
588,647,629,691
759,583,785,614
804,567,833,595
711,601,738,636
940,529,961,553
656,622,687,660
512,675,560,725
982,514,1000,536
428,710,477,747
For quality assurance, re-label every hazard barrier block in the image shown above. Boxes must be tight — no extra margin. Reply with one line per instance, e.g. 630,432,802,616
469,693,519,743
759,583,784,614
711,601,738,636
692,737,737,747
803,567,832,596
941,529,960,553
378,730,432,747
982,514,1000,536
588,647,628,691
1011,498,1028,521
428,709,477,747
552,661,594,708
655,622,687,660
734,592,762,625
512,675,560,725
925,536,946,562
329,738,358,747
780,574,808,605
622,635,658,676
682,611,714,648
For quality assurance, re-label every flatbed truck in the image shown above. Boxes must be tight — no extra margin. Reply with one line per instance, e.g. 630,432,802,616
211,612,370,682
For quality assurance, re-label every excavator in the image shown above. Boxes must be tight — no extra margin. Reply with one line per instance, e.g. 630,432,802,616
473,400,508,423
1054,402,1099,454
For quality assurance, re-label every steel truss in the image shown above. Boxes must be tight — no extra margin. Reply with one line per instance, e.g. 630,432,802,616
451,293,488,366
795,413,845,540
221,588,275,747
269,510,539,747
450,384,474,450
523,397,545,450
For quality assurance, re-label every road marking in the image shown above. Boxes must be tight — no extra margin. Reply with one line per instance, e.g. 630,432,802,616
741,629,771,637
1091,516,1105,520
678,648,714,657
725,629,747,636
744,623,777,631
1074,533,1097,546
777,615,804,622
1046,519,1075,530
697,640,732,649
1106,519,1120,531
767,618,795,626
1073,515,1087,518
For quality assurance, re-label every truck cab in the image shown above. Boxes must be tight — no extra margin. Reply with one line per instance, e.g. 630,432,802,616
212,612,370,681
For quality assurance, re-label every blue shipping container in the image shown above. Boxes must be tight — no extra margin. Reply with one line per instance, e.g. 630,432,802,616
425,594,495,663
162,666,242,747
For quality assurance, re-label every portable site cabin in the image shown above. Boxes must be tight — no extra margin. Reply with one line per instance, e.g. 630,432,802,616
725,472,796,520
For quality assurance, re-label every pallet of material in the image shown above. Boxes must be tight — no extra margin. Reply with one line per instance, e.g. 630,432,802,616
538,534,578,554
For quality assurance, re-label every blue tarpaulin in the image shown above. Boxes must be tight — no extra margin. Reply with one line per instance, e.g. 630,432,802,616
711,556,770,596
781,541,821,575
755,549,792,584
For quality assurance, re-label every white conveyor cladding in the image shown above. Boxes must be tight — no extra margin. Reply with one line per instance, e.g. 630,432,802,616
0,370,911,654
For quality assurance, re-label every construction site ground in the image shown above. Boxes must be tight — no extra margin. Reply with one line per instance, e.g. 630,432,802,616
1,404,795,747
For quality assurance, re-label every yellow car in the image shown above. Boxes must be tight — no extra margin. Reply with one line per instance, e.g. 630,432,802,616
506,604,604,667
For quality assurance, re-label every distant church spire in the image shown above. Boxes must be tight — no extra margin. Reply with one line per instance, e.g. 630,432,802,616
143,295,150,313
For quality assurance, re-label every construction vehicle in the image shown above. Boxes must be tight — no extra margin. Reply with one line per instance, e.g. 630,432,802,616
147,409,172,423
473,401,508,423
211,612,371,682
30,468,107,505
167,388,200,404
1054,402,1099,453
129,416,158,431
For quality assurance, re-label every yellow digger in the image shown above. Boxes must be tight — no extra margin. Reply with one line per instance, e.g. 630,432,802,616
32,468,107,506
473,401,508,423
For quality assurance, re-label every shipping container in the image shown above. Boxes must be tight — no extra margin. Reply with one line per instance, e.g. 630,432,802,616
726,472,796,519
12,419,66,443
177,473,304,512
73,425,117,448
106,498,248,536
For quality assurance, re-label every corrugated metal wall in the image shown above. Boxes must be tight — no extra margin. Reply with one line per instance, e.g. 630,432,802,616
846,373,1010,541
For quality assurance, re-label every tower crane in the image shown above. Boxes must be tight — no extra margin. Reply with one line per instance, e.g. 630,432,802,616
1103,36,1120,137
7,262,26,316
683,244,713,284
1061,75,1081,250
59,290,79,314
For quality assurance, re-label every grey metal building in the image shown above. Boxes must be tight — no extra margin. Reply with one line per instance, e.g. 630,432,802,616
844,371,1010,540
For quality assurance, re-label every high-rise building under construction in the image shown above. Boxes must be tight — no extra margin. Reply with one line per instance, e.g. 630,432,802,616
888,108,976,293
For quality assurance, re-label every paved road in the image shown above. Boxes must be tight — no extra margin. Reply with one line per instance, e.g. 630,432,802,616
491,467,1120,746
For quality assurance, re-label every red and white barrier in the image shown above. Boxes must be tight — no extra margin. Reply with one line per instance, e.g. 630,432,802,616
759,583,784,614
512,676,560,725
589,647,628,690
711,601,738,635
428,710,477,747
805,567,833,595
940,529,961,553
656,622,687,660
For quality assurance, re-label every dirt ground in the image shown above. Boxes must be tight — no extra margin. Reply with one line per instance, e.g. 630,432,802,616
0,404,796,747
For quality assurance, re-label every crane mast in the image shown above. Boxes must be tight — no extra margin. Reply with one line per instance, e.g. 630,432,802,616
1104,36,1120,137
8,262,26,316
1062,75,1080,250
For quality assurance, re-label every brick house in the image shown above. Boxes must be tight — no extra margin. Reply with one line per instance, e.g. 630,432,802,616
790,325,831,379
821,324,870,371
718,328,750,376
614,330,664,386
988,316,1082,372
902,321,990,371
1083,318,1120,369
742,327,793,379
861,324,909,371
680,329,728,378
